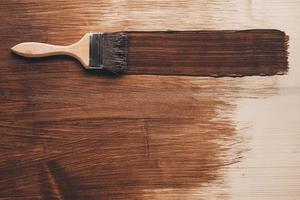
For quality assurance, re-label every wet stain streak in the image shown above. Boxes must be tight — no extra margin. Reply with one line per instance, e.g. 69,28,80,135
127,30,289,76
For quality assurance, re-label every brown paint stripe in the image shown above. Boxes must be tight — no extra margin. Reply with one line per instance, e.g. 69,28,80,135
127,30,288,76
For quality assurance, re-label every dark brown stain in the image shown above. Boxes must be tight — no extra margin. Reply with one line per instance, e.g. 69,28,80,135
127,30,289,76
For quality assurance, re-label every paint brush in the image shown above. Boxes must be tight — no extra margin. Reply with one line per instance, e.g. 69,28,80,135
11,29,288,76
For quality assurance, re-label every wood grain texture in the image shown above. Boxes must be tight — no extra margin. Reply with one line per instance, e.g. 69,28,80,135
0,0,299,199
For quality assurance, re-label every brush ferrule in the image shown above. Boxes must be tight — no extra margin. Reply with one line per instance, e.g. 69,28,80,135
89,33,104,69
89,32,128,73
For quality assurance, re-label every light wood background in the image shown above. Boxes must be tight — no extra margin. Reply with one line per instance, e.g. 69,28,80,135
0,0,299,199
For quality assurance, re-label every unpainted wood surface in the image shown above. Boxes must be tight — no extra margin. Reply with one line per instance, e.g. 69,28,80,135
0,0,300,199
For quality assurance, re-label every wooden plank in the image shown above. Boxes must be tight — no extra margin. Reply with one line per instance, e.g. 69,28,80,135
0,0,299,199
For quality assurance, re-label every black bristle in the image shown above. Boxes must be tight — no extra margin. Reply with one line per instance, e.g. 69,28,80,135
89,32,128,74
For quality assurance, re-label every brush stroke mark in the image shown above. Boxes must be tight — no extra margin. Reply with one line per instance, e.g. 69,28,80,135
0,75,278,199
127,30,289,76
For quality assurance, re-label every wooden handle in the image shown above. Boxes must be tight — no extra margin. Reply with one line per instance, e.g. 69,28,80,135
11,33,91,68
11,42,71,58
